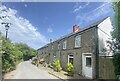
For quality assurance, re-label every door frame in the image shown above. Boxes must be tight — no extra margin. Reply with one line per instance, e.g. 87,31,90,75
68,54,74,64
82,53,92,78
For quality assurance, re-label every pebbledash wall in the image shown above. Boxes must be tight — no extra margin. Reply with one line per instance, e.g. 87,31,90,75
37,17,115,79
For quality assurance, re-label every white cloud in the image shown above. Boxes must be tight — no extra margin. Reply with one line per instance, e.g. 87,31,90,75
47,27,53,33
24,4,27,7
73,2,90,13
47,24,53,33
0,5,48,49
73,5,82,13
85,2,90,6
73,2,113,25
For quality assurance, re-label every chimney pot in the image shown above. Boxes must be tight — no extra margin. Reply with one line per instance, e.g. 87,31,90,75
73,25,80,32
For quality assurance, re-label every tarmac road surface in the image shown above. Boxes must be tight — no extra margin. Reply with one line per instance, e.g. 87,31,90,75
11,61,58,79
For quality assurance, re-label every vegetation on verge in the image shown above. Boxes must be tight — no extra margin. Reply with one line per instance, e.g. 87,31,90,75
67,63,74,76
67,63,73,72
0,33,37,74
31,57,39,66
55,59,61,72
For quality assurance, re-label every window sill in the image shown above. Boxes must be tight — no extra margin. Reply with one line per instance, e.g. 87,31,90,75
74,46,81,49
62,48,67,50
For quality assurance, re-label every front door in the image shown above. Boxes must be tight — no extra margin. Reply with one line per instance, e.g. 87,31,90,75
82,53,92,78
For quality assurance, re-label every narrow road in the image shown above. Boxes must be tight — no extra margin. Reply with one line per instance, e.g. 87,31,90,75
10,61,58,79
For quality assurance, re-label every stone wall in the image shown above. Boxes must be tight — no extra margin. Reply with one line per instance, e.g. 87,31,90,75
99,56,116,79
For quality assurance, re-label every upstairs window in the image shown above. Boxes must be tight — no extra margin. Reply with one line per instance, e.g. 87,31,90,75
58,43,60,49
63,40,67,49
52,45,53,50
75,35,81,48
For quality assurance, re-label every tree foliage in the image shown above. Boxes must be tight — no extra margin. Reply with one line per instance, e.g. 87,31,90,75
0,33,37,74
112,2,120,41
67,63,73,72
15,43,37,61
112,1,120,76
113,52,120,75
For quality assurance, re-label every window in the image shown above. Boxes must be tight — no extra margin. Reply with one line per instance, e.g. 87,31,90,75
58,43,60,49
75,35,81,47
53,53,56,61
53,53,56,58
68,55,74,65
63,40,67,49
52,45,53,50
86,57,91,67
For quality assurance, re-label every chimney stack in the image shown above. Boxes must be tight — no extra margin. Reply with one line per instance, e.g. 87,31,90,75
73,25,80,32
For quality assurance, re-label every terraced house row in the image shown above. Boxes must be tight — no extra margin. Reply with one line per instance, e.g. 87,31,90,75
37,17,113,79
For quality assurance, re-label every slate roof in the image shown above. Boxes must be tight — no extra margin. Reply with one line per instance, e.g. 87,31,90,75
37,17,109,50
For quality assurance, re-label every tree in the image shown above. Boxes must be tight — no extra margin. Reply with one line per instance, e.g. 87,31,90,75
112,1,120,77
1,33,37,74
112,2,120,41
15,43,37,61
2,36,16,73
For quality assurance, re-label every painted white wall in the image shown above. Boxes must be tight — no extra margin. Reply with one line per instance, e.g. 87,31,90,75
98,17,113,56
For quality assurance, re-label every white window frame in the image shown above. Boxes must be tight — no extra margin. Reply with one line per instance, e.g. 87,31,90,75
85,56,92,67
75,35,81,48
63,40,67,49
58,43,60,49
68,54,74,64
52,45,53,50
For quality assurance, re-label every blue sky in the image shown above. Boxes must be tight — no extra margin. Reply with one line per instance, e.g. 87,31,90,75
0,2,114,49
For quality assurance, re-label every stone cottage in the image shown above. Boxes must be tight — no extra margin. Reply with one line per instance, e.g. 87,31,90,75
37,17,113,79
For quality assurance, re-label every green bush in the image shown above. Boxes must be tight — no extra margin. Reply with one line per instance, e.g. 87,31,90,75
55,59,61,72
33,58,38,62
32,58,39,64
1,31,37,74
67,63,73,72
48,63,53,68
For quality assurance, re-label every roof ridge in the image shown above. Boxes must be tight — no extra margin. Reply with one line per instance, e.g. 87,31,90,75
37,16,110,49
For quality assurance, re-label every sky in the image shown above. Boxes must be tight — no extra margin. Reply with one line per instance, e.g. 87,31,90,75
0,2,114,49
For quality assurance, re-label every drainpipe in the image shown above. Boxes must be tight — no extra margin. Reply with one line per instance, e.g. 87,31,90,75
93,26,99,80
